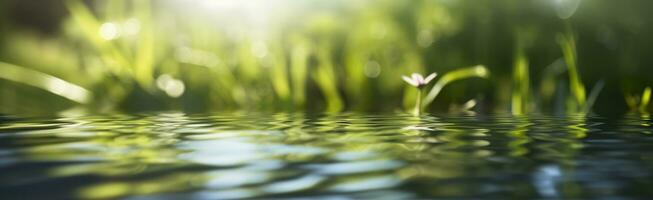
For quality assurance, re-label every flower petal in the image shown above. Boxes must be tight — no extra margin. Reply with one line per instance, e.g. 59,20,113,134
423,73,437,84
412,73,423,84
402,75,418,86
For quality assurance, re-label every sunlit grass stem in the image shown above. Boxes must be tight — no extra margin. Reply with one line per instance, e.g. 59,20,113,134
313,43,343,112
134,0,155,90
414,89,422,115
0,62,91,104
269,41,291,103
421,65,489,109
511,44,529,115
65,0,131,77
640,87,652,113
557,32,586,112
290,37,309,108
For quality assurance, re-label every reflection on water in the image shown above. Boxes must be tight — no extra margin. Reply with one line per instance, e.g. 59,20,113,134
1,113,653,199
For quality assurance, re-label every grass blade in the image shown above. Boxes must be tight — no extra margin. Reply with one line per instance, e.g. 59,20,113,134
582,79,605,115
640,87,651,113
269,41,291,103
557,32,586,110
290,37,309,108
0,61,91,104
65,0,131,76
134,0,155,89
313,46,343,112
511,45,529,115
422,65,489,109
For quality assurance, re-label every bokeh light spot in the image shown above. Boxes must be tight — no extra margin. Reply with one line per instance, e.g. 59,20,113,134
99,22,120,40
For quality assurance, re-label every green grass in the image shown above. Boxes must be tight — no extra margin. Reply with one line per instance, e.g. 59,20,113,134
511,36,530,115
627,87,652,114
313,43,344,112
0,61,91,104
641,87,652,113
557,31,587,113
0,0,649,115
421,65,489,110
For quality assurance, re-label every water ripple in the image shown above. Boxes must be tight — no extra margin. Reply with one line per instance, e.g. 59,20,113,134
0,113,653,199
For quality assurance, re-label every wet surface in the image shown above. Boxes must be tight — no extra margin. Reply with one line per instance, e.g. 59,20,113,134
0,113,652,199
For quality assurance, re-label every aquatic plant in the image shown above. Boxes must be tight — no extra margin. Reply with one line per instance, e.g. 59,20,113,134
402,65,490,115
402,72,437,115
511,31,531,115
641,87,652,113
0,0,651,115
626,87,652,114
557,32,586,113
421,65,490,110
557,31,605,115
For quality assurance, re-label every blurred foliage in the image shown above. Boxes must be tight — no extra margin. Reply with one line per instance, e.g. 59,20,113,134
0,0,652,115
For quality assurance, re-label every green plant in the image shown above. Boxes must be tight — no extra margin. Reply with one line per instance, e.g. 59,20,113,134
3,0,648,115
642,87,652,113
0,61,91,104
421,65,490,110
402,72,437,115
399,65,490,116
557,31,605,115
557,32,586,113
626,86,652,114
511,39,530,115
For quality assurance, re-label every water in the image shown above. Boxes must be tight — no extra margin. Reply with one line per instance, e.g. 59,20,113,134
0,113,652,199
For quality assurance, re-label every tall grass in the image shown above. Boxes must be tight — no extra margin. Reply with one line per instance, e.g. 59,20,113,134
133,0,155,90
0,0,648,115
65,0,131,78
313,42,344,112
289,36,309,109
0,61,91,104
641,87,652,113
557,30,609,115
511,35,530,115
557,31,587,113
626,87,652,114
421,65,489,110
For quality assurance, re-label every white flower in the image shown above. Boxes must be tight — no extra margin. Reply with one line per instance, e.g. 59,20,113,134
402,72,437,88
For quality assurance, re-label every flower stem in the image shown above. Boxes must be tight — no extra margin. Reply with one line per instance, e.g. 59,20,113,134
414,89,422,116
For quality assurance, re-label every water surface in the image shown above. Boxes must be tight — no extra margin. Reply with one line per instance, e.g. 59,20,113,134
1,113,652,199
